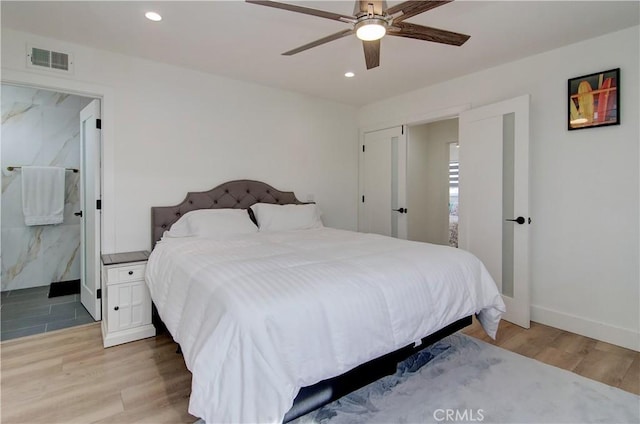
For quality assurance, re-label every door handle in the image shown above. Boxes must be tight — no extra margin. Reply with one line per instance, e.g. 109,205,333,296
392,208,407,214
74,211,83,217
505,216,525,225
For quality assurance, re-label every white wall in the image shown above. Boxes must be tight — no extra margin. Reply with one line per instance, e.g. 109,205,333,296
359,26,640,350
1,29,359,253
407,119,458,245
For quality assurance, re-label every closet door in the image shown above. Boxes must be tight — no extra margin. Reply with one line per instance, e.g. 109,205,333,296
359,126,407,239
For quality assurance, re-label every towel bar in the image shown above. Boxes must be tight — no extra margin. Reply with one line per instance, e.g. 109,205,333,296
7,166,79,173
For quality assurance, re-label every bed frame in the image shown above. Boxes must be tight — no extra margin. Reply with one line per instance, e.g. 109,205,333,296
150,179,472,422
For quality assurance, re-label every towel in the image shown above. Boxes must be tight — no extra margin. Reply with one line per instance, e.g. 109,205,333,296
21,166,66,226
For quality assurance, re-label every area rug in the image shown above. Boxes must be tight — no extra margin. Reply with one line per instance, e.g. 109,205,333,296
196,334,639,423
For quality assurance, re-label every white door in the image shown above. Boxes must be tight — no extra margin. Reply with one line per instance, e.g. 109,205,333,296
80,99,101,320
107,282,151,332
359,126,407,239
458,95,530,328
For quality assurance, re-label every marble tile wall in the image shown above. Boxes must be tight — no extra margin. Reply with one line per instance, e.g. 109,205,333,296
1,85,93,291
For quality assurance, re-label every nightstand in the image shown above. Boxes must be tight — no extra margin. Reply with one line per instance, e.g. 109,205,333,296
101,250,155,347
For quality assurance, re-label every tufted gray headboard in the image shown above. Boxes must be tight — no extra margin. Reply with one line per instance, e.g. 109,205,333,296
151,179,304,248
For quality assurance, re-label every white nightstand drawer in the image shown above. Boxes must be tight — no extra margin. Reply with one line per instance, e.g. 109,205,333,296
106,263,146,284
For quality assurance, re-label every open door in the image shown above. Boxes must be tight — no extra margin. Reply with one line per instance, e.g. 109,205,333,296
359,126,407,239
458,95,530,328
79,99,101,320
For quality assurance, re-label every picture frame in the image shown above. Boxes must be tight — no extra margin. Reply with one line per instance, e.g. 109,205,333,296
568,68,619,131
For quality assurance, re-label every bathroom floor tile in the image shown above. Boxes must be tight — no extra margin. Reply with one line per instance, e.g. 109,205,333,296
0,304,51,321
1,286,50,303
0,324,47,341
0,287,94,340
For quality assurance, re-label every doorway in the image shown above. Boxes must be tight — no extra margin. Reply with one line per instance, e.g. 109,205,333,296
406,118,459,246
448,141,459,247
360,119,460,246
358,95,531,328
0,84,101,341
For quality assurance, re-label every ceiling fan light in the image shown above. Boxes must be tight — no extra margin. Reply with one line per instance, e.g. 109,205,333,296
356,20,387,41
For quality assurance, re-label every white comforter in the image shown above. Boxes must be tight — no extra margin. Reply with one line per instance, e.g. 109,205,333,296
146,227,505,424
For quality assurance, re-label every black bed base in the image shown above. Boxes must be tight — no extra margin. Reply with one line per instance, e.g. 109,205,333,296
283,315,472,422
152,306,471,423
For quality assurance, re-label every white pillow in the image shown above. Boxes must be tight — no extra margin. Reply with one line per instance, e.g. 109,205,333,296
250,203,323,232
165,209,258,238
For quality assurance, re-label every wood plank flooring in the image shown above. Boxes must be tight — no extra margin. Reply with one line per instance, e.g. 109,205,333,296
1,319,638,424
462,319,640,395
1,324,195,424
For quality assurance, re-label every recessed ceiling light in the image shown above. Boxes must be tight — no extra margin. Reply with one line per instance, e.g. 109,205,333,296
145,11,162,22
344,72,355,78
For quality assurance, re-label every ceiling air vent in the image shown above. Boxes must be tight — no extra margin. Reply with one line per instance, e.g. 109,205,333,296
26,45,74,73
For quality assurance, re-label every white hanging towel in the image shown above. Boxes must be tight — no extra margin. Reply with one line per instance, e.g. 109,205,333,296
21,166,66,226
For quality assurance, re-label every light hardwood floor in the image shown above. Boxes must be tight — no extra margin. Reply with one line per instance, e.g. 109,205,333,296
462,318,639,395
1,319,638,424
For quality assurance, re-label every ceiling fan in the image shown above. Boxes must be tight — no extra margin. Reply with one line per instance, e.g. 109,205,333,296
246,0,470,70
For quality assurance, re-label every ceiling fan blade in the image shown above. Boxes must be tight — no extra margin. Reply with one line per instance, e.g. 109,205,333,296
246,1,356,22
283,29,354,56
389,22,470,46
386,0,452,23
362,39,380,69
354,0,386,16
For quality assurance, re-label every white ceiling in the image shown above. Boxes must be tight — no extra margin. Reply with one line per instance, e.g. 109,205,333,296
2,1,638,106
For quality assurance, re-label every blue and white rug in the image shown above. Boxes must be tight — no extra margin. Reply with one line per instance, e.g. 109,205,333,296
197,334,640,423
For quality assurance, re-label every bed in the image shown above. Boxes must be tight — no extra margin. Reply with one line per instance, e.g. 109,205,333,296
146,180,505,423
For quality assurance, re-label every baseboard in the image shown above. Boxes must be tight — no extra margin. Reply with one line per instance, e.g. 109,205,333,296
531,305,639,352
102,323,156,348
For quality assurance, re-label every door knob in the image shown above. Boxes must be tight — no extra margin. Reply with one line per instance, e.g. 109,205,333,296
74,211,83,217
505,216,525,225
392,208,407,214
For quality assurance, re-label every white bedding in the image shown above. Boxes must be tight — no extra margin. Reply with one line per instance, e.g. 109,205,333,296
146,227,505,424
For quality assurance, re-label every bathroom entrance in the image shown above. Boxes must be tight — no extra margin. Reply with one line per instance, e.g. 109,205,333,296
1,84,101,340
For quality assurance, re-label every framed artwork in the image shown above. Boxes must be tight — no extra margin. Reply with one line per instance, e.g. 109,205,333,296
568,68,619,130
